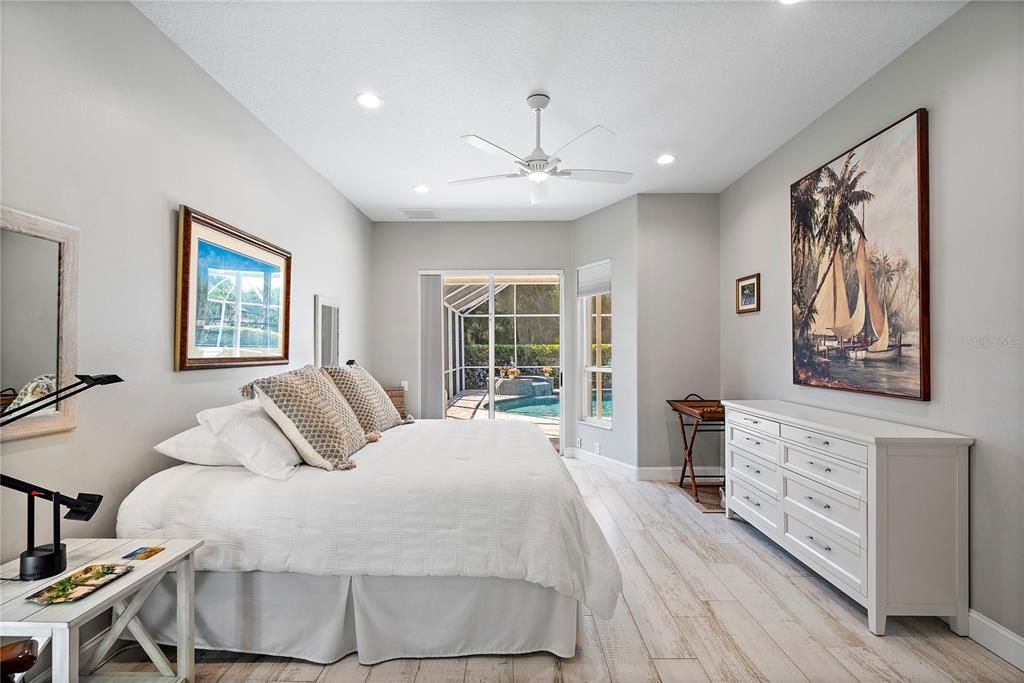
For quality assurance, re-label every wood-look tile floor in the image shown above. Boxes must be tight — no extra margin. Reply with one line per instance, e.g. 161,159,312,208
100,459,1022,682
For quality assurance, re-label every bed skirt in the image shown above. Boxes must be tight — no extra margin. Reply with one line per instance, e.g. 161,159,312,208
138,571,581,664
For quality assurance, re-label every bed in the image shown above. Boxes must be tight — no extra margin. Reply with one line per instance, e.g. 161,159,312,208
117,419,622,664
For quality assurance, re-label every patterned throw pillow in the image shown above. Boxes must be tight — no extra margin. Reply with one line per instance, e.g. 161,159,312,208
321,365,403,440
240,365,366,471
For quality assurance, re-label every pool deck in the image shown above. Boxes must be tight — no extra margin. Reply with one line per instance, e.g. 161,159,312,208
446,390,560,452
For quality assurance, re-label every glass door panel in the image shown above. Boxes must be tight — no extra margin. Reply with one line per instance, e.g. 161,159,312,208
441,273,562,452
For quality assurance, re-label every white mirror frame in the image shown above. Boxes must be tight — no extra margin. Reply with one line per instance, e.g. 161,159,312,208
0,207,79,441
313,295,343,368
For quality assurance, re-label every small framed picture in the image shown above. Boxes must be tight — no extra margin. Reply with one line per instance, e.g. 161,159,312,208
736,273,761,314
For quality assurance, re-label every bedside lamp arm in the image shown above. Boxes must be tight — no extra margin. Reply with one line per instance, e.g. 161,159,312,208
0,474,103,521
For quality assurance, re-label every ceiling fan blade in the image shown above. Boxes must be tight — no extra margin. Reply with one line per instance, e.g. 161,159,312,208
460,135,525,163
558,169,633,184
530,181,549,205
448,173,522,186
550,125,614,159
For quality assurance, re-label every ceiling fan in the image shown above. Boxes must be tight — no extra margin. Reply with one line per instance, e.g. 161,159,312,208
449,93,633,205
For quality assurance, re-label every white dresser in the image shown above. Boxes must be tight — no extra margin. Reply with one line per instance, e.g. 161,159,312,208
721,400,972,636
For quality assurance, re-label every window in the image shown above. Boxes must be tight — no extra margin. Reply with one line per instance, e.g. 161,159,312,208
578,260,611,425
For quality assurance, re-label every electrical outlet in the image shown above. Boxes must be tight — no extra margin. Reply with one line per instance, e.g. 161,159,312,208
400,380,409,392
594,442,601,455
575,437,582,448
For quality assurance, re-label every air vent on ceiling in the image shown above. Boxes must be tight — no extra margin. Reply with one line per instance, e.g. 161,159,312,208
401,208,439,220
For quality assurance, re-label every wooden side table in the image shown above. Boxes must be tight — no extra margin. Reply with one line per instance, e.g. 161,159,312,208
666,396,725,502
0,537,202,683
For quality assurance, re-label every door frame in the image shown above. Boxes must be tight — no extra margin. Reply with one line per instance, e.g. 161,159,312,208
419,269,565,454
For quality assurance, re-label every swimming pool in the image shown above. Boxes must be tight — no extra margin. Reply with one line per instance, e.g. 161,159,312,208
495,394,613,418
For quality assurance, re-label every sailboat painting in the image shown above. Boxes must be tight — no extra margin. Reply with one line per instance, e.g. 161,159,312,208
790,109,930,400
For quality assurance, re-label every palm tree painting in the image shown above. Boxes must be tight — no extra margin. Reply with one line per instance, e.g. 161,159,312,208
790,109,930,400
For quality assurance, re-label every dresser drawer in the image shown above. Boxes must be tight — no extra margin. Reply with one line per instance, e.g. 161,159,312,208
729,477,780,538
783,512,866,596
782,469,865,548
782,443,867,500
729,446,781,498
727,410,780,437
781,424,867,464
728,424,779,463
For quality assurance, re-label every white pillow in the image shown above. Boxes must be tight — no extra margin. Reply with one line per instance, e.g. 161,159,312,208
197,400,302,480
154,425,239,467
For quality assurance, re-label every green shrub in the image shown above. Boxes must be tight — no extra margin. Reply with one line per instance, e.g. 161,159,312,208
196,325,280,348
464,344,562,366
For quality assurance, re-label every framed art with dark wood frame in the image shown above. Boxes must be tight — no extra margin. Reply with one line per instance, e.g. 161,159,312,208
175,205,291,371
790,109,930,400
735,273,761,314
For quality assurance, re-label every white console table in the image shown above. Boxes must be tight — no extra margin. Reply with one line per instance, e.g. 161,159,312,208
721,400,971,636
0,537,202,682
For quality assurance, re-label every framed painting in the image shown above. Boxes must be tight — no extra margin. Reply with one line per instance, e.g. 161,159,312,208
736,273,761,314
175,206,291,370
790,109,929,400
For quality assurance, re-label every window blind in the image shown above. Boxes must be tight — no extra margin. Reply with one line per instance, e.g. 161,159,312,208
577,259,611,298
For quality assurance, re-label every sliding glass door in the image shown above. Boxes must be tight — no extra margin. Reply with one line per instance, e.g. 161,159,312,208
439,272,562,451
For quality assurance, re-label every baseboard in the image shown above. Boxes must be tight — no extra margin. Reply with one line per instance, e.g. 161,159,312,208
969,609,1024,672
567,449,724,484
570,447,637,480
637,465,724,482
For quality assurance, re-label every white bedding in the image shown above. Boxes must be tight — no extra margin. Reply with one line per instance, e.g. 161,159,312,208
117,419,622,618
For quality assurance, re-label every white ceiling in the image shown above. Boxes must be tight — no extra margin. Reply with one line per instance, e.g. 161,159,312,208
136,1,961,222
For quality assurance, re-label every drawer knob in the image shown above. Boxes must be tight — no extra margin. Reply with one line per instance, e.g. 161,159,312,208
805,495,831,511
742,495,761,508
745,464,761,475
746,437,762,446
806,460,833,474
744,418,760,425
806,535,832,553
806,435,831,447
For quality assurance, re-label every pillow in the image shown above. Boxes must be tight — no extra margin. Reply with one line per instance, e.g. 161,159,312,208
242,365,365,471
321,365,403,439
154,425,239,467
197,400,302,480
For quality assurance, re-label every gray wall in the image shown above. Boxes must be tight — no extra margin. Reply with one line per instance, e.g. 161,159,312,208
1,231,59,393
719,2,1023,635
637,194,720,470
368,221,573,420
0,1,373,558
571,197,639,466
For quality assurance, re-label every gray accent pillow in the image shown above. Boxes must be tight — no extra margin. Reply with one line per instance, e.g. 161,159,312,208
321,365,404,439
241,365,366,470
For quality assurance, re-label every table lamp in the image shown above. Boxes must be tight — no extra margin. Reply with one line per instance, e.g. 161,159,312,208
0,373,122,580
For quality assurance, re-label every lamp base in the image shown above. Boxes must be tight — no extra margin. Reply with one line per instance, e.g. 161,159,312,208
19,543,67,581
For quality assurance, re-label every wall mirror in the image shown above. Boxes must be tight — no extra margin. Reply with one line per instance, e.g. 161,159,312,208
314,295,342,367
1,207,79,441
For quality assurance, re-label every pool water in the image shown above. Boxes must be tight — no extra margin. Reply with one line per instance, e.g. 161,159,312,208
496,394,613,418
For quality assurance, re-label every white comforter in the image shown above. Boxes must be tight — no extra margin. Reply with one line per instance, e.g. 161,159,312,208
117,419,622,618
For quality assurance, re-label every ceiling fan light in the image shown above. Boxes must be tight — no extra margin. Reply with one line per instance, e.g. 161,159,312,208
412,185,430,194
656,154,677,165
528,171,549,183
355,92,382,109
778,0,801,5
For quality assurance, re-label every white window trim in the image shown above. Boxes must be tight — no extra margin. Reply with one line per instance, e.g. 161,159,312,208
578,294,612,428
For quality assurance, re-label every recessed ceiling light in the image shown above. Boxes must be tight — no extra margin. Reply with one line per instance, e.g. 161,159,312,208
656,154,676,165
355,92,382,109
412,185,430,194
